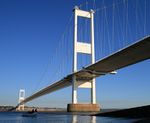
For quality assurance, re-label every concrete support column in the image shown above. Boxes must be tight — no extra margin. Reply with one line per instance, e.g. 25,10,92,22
91,79,96,104
91,9,96,104
72,76,77,104
72,6,78,104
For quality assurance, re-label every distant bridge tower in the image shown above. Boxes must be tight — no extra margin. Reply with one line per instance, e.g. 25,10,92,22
67,6,100,112
17,89,25,111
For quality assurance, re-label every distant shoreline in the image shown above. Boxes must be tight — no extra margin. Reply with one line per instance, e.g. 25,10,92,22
0,106,66,112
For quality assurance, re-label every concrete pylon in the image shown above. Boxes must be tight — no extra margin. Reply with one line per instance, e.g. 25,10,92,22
16,89,25,111
67,6,100,112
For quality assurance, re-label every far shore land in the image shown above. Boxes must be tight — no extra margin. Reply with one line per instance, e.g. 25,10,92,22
0,106,66,112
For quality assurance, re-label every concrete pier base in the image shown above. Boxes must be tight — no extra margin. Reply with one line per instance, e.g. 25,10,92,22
67,104,100,112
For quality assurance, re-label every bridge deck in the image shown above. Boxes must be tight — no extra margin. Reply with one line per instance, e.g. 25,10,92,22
20,36,150,105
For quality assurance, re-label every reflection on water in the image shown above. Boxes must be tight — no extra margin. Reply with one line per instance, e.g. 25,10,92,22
71,115,96,123
72,115,77,123
0,112,139,123
91,116,96,123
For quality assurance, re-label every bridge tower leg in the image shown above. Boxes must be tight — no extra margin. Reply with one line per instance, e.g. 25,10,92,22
67,6,100,112
16,89,25,111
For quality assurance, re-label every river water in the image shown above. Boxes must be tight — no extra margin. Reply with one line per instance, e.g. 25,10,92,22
0,112,139,123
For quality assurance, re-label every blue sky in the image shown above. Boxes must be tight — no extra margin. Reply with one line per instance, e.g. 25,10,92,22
0,0,150,109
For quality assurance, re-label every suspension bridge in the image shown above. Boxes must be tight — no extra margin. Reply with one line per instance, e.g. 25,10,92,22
16,1,150,112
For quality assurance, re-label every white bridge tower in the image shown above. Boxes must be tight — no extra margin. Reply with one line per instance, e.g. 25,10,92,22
67,6,100,112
